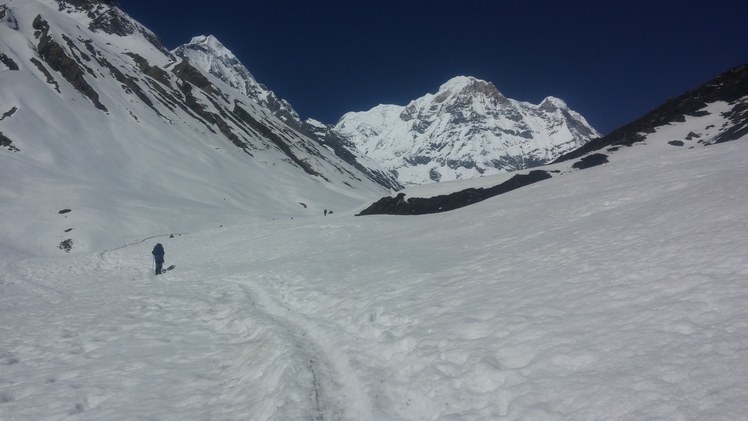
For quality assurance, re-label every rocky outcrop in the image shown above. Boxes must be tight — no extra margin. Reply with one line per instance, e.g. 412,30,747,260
357,170,552,216
33,15,108,111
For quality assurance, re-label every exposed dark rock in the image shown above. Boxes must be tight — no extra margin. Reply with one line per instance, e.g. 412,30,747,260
712,98,748,144
56,0,119,10
233,101,325,178
29,57,61,92
1,107,17,121
0,53,19,70
92,52,165,117
58,238,73,253
58,209,72,214
357,170,552,216
34,15,108,111
556,62,748,162
89,7,133,36
172,60,214,94
571,153,609,169
429,167,442,182
0,132,20,152
668,140,685,147
124,52,171,86
0,5,19,30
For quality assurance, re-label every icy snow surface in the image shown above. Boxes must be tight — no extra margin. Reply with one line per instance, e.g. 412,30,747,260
3,135,748,420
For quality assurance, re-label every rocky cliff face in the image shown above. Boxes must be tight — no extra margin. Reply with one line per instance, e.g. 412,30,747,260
335,76,600,186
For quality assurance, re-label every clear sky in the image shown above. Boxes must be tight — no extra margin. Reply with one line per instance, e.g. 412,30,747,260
119,0,748,135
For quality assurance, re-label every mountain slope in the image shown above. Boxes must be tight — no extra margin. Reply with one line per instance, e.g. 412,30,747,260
556,62,748,162
2,114,748,420
0,0,385,255
335,76,600,186
352,61,748,216
172,34,403,190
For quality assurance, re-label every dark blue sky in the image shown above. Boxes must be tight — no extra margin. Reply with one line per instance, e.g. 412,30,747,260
120,0,747,135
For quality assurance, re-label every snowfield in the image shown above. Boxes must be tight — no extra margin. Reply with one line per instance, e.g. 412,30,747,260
3,138,748,420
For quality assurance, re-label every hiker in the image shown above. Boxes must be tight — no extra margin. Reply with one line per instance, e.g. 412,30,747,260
152,243,165,275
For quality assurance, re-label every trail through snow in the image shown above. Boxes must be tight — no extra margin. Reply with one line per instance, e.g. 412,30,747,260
3,139,748,420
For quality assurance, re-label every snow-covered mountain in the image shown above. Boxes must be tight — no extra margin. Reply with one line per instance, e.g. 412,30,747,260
556,62,748,162
172,35,301,127
356,62,748,216
335,76,601,186
0,0,388,255
172,34,403,190
171,36,603,189
3,2,748,419
3,95,748,420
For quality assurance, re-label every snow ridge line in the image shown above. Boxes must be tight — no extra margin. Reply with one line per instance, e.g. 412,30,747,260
228,274,376,421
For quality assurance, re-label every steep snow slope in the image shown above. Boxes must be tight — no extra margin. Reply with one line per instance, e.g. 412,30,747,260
172,34,403,190
2,132,747,420
0,0,386,255
173,35,301,126
556,62,748,162
336,76,600,186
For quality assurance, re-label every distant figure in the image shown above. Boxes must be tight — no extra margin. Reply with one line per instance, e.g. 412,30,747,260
152,243,165,275
324,209,328,216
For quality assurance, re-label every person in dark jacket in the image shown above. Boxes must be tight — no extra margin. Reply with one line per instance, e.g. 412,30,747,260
152,243,165,275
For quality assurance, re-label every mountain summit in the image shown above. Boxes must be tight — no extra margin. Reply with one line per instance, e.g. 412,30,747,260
173,35,300,125
335,76,600,185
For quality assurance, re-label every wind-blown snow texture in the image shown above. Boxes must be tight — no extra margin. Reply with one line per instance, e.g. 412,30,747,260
335,76,600,186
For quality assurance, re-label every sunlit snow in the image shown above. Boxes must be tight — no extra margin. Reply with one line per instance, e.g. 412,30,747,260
3,137,748,420
2,1,747,419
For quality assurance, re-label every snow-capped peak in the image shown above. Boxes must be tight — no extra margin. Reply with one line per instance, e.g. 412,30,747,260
439,75,501,95
539,96,568,110
186,35,236,61
335,77,600,186
173,35,300,122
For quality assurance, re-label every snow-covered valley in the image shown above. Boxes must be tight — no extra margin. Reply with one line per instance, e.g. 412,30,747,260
3,137,748,420
2,1,748,419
